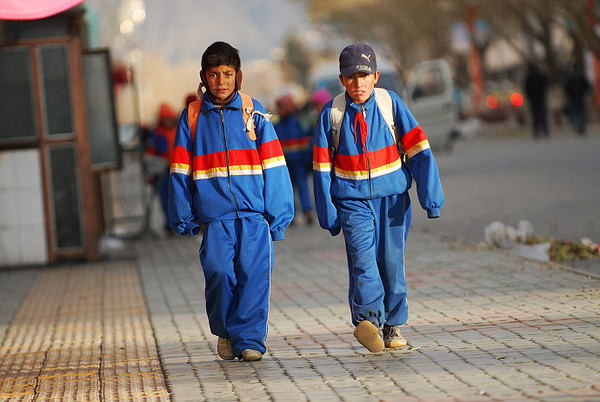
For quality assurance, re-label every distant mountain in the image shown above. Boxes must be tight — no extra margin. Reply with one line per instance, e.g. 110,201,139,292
140,0,310,64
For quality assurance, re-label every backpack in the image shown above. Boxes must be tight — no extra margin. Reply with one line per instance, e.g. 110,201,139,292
187,91,258,141
329,87,405,159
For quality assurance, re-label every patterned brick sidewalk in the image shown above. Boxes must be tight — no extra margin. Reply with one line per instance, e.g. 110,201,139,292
0,261,169,401
1,223,599,401
137,225,600,401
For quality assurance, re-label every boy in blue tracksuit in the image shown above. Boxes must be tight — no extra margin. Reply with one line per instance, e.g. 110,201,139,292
312,43,444,352
169,41,294,361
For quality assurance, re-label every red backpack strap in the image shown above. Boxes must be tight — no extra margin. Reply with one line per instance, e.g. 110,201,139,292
187,98,203,143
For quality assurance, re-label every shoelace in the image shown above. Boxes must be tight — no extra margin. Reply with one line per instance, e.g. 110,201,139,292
385,326,402,337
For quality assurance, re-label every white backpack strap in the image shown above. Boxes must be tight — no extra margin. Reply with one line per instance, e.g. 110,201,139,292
373,88,396,142
329,92,346,158
374,88,405,158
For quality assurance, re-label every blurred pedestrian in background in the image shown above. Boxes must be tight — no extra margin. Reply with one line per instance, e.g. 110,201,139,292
308,88,332,141
564,62,590,136
184,92,198,107
524,63,549,139
274,93,314,225
146,102,178,232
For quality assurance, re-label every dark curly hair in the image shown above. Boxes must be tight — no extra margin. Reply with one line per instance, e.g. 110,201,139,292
201,41,241,71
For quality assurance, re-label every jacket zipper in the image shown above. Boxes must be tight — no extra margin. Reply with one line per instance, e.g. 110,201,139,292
221,109,240,217
362,104,372,199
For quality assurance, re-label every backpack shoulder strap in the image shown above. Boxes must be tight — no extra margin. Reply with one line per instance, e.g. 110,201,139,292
374,88,405,158
187,98,203,142
187,93,257,141
329,92,346,158
239,91,256,140
373,88,397,142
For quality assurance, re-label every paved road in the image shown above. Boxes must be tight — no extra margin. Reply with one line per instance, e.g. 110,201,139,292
411,123,600,275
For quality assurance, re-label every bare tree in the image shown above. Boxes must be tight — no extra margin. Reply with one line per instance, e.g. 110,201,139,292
298,0,600,86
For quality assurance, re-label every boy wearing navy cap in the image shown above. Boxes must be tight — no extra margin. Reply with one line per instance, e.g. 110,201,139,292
312,43,444,352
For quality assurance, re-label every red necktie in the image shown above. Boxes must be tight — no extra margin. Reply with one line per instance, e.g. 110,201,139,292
354,112,369,150
354,111,369,169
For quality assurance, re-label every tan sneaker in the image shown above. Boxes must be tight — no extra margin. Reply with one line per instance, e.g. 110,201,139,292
353,320,384,353
241,349,263,361
383,325,407,348
217,337,235,360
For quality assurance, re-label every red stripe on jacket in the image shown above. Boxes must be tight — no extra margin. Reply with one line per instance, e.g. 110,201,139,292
335,144,400,172
313,145,331,164
401,125,427,151
280,137,309,148
258,139,285,160
193,148,261,171
171,145,193,165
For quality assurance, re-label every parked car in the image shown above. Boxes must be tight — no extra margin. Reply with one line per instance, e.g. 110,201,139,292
481,79,526,124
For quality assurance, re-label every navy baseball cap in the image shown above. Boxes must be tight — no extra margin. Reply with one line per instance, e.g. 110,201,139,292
339,43,377,76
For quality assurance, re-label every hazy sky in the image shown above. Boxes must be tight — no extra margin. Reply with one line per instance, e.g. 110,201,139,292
137,0,312,64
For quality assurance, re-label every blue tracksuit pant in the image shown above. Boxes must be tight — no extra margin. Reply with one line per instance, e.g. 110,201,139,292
199,214,273,357
287,159,313,213
336,193,412,328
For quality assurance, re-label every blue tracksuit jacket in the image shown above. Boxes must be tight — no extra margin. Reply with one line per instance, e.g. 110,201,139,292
312,90,444,235
168,91,294,239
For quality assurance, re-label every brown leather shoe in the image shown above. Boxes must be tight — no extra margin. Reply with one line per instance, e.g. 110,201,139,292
217,337,235,360
353,320,384,352
383,325,407,348
241,349,263,361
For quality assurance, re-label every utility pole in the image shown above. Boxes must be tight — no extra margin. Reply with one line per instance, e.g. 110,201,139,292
467,5,483,113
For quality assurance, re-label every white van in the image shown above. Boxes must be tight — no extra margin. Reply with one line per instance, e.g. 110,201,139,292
405,59,460,150
310,58,459,151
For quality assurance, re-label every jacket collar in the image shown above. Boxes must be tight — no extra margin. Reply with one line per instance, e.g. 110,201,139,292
344,90,376,113
200,91,242,115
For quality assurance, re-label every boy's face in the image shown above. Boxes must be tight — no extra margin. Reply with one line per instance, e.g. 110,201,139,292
204,65,237,102
339,71,380,104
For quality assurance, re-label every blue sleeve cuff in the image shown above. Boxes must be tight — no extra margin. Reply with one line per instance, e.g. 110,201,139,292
271,230,285,241
427,208,440,219
329,226,341,236
186,221,201,235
